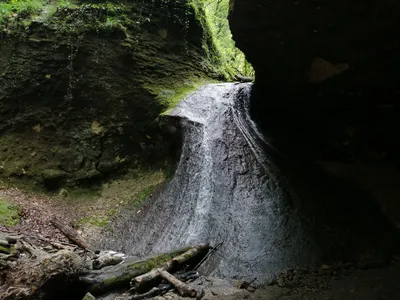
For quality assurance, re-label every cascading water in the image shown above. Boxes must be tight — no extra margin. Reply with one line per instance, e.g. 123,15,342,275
104,83,397,284
111,83,319,282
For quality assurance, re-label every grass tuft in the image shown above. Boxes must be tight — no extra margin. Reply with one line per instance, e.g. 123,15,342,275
0,199,20,227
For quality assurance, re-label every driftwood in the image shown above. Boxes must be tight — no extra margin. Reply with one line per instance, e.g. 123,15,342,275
128,272,200,300
1,231,210,300
177,270,200,282
158,269,201,298
50,216,92,252
0,240,85,300
131,243,209,291
0,241,11,254
194,242,223,270
128,285,171,300
82,246,200,295
0,232,19,256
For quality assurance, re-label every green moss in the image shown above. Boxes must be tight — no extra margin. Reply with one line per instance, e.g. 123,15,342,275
145,77,215,113
130,184,155,208
0,0,45,24
0,199,20,227
0,244,12,254
77,208,117,228
0,0,250,190
79,215,110,228
101,276,122,288
189,0,253,79
93,248,191,293
0,1,132,35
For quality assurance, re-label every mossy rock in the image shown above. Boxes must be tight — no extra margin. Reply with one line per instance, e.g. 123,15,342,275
41,169,67,187
82,293,95,300
0,0,250,189
0,199,20,227
0,244,13,254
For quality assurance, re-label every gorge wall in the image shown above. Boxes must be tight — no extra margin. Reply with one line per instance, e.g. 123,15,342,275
228,0,400,164
0,0,231,188
229,0,400,104
228,0,400,242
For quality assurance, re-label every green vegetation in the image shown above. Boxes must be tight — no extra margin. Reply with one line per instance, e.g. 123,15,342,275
130,184,155,207
0,0,44,23
92,248,191,293
189,0,254,79
0,0,253,188
72,169,165,228
78,215,110,228
77,208,117,228
0,0,250,107
0,244,13,254
148,0,254,111
0,199,20,227
0,0,130,34
146,77,216,113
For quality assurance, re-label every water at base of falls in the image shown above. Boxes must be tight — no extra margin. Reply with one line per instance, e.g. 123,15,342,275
105,83,397,284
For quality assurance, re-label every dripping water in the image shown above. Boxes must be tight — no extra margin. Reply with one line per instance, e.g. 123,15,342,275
102,83,398,284
109,83,317,282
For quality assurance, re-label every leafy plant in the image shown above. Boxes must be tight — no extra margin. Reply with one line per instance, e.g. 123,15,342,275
0,0,45,24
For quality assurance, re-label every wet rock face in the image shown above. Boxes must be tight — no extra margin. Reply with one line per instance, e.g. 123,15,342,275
105,83,399,284
229,0,400,104
0,0,207,187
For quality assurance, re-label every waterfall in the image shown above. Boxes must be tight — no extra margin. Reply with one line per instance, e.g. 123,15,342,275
105,83,397,284
116,83,318,282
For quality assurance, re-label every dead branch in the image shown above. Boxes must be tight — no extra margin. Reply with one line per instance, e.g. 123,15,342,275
50,216,92,252
158,269,202,298
131,243,209,290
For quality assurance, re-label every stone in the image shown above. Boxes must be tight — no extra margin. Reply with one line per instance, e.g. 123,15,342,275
58,188,69,197
41,169,66,186
82,292,96,300
85,170,101,179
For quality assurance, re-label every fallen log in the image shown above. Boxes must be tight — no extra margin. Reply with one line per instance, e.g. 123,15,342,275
176,270,200,282
5,235,20,244
0,239,11,251
1,240,85,300
131,243,209,291
128,285,171,300
128,272,200,300
0,235,14,255
158,269,200,298
93,251,125,270
81,246,195,295
50,216,92,252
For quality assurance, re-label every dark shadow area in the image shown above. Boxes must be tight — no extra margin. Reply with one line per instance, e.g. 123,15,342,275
248,85,400,267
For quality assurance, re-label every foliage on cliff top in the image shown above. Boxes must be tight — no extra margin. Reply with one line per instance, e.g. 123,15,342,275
0,0,251,78
0,0,43,22
189,0,253,79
